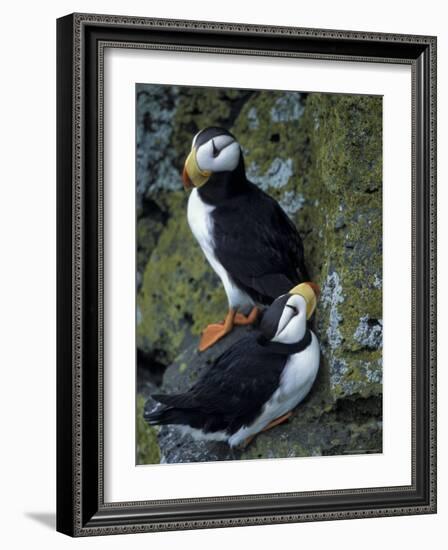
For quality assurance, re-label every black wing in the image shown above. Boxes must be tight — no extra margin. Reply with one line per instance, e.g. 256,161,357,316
151,334,287,433
212,183,308,303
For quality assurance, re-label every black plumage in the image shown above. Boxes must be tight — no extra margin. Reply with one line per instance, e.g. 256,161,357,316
196,128,309,305
145,333,290,436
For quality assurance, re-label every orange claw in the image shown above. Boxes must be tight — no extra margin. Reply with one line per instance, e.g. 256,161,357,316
234,306,260,326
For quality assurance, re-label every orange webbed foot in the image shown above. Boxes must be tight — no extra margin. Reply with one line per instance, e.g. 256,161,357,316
198,323,230,352
261,411,293,432
234,306,260,326
198,309,236,352
238,412,294,450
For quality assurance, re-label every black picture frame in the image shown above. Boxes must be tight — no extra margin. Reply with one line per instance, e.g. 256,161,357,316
56,13,437,537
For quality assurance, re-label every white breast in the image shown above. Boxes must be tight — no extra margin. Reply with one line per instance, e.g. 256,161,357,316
187,188,215,257
187,189,254,311
228,332,320,447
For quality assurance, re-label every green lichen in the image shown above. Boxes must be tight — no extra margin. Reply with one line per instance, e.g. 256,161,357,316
179,362,188,374
136,394,160,464
137,192,227,362
298,95,382,399
241,403,382,460
136,214,165,279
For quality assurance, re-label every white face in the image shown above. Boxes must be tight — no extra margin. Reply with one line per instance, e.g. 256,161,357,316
194,134,241,173
272,294,308,344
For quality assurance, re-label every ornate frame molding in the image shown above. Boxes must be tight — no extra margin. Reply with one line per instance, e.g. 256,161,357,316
56,13,437,536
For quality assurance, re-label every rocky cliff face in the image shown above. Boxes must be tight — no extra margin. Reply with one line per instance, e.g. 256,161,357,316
136,84,383,464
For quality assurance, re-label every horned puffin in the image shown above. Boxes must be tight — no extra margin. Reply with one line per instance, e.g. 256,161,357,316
183,126,310,351
145,283,320,448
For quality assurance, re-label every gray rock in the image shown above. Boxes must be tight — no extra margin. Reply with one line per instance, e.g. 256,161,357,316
247,158,294,191
136,84,181,202
354,316,383,349
270,93,304,122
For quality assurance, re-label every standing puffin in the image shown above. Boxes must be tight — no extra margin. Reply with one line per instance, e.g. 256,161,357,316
183,126,310,351
145,282,320,448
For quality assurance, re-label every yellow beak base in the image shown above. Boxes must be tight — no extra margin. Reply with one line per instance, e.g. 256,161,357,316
289,282,318,320
184,149,212,188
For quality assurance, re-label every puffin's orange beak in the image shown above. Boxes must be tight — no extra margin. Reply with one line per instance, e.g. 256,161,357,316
182,164,194,190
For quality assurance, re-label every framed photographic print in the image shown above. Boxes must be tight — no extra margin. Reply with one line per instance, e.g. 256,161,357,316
56,13,437,536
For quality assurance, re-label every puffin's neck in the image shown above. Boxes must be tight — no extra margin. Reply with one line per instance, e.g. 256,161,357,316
257,329,312,355
197,158,248,205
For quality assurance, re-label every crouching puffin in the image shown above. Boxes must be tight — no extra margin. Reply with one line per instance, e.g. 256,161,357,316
182,126,310,351
144,282,320,448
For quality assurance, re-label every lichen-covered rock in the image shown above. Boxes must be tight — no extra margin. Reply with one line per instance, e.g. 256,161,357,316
136,395,160,464
136,85,383,464
136,85,181,199
137,193,227,364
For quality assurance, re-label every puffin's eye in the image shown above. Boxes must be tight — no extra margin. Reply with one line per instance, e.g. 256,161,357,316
286,304,298,315
212,139,219,158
